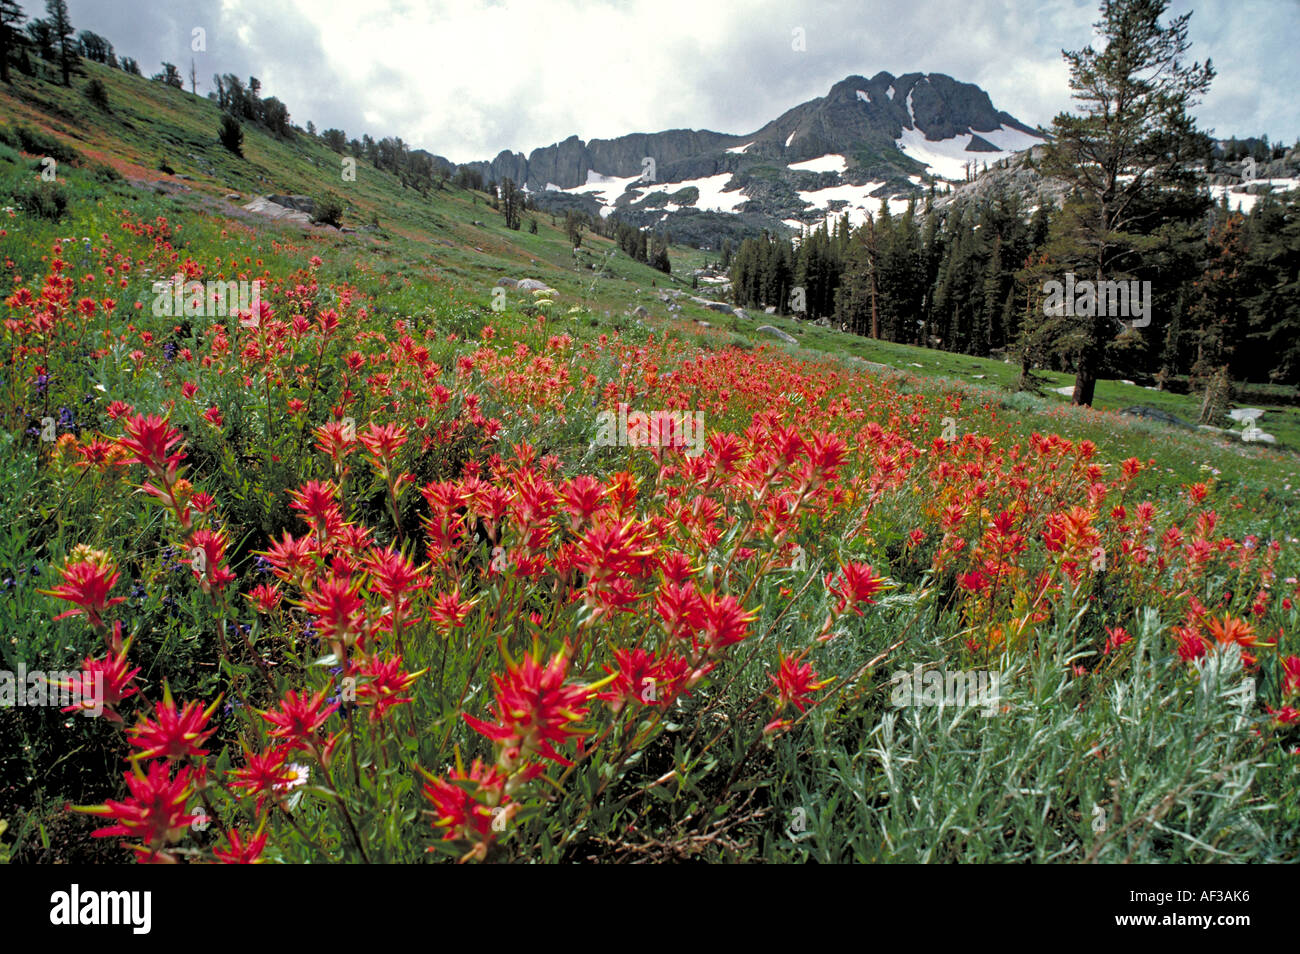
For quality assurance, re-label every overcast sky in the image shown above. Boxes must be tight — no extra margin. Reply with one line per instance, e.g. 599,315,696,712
24,0,1300,163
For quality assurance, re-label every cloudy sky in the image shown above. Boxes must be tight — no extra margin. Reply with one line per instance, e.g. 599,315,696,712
25,0,1300,163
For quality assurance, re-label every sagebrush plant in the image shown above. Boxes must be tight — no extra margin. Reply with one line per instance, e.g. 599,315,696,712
1,183,1297,864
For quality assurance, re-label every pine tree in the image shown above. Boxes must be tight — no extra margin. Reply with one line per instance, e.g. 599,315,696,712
500,178,522,230
1040,0,1214,406
0,0,26,83
44,0,74,85
1188,214,1249,422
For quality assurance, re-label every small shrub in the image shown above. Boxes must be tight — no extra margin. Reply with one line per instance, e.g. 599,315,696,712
8,126,80,164
218,114,243,156
84,78,110,111
312,194,344,227
88,161,122,184
11,180,69,220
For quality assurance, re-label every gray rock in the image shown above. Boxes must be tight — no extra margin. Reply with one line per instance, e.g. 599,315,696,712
631,305,650,318
224,193,241,200
268,194,315,214
689,296,735,315
732,308,750,321
516,278,555,292
242,196,312,225
756,325,797,344
1121,405,1194,429
495,278,518,288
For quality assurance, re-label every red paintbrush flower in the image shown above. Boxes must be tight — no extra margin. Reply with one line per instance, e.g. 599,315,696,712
228,745,295,814
260,688,339,754
562,474,606,528
1282,656,1300,698
40,552,124,627
214,827,269,864
297,575,367,651
464,646,591,767
58,638,140,723
359,421,407,471
826,562,886,616
421,758,509,845
127,684,220,762
770,650,832,714
187,528,236,592
1103,626,1132,655
258,530,318,583
118,413,186,480
429,587,478,632
354,654,425,721
699,592,756,653
74,438,126,470
364,545,425,603
1206,614,1256,649
288,480,341,529
655,580,706,641
75,760,198,852
1267,705,1300,725
573,518,657,583
597,648,691,712
1175,626,1208,663
245,582,282,614
313,419,357,464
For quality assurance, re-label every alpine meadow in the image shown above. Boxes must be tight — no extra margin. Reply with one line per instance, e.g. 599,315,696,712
1,0,1299,880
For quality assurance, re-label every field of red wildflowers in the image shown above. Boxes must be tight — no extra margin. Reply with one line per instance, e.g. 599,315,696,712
2,207,1298,864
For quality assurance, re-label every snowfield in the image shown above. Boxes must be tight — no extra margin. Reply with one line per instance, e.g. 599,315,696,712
895,125,1040,181
788,154,849,174
795,180,914,227
1208,178,1300,214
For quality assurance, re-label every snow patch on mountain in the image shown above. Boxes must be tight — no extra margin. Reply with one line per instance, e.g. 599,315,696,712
623,173,747,214
895,125,1040,181
788,154,848,174
564,169,646,207
726,141,755,154
661,173,747,213
1209,178,1300,213
795,180,912,227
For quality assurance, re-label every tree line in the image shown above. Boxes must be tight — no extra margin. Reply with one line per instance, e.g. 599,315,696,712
729,0,1300,420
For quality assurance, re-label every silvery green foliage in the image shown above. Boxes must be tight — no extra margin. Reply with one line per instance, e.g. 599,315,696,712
765,610,1292,863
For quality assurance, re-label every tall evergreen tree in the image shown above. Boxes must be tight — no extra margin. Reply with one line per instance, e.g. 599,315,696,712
0,0,24,84
1040,0,1214,406
44,0,74,85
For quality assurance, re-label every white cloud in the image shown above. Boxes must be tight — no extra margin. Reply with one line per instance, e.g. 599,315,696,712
52,0,1300,164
